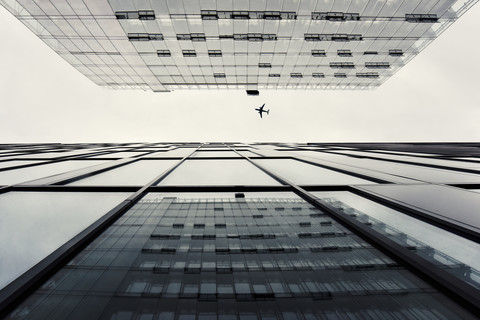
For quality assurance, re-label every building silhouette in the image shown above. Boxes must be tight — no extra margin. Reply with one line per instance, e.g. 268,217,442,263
1,0,478,93
0,142,479,319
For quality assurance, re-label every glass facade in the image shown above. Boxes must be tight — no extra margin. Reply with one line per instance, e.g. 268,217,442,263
0,0,478,92
1,142,480,319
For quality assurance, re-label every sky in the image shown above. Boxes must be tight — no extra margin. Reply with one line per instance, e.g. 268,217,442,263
0,4,479,143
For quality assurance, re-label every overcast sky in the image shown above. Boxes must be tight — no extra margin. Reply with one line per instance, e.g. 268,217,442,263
0,4,479,143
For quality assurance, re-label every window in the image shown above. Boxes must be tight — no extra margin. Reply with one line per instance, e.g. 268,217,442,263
220,34,277,41
201,10,218,20
312,73,325,78
268,74,281,77
311,50,326,57
202,10,296,20
356,72,379,78
208,50,222,57
337,50,352,57
157,50,171,57
115,10,155,20
330,62,355,69
128,33,163,41
365,62,390,69
231,11,250,19
290,73,303,78
334,73,347,78
312,12,360,21
389,49,403,56
305,34,362,42
364,51,378,55
213,73,226,78
182,50,197,57
258,63,272,68
405,14,438,23
177,33,206,41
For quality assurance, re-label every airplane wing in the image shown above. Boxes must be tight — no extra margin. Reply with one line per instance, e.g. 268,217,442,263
260,103,265,111
259,111,263,118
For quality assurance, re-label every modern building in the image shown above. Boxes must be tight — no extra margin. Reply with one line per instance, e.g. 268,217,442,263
0,142,479,319
0,0,478,93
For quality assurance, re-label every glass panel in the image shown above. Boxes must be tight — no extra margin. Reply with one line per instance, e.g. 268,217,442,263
70,160,178,186
358,184,480,232
0,160,42,169
0,191,132,289
6,194,475,319
0,160,108,185
192,151,240,158
254,159,374,185
314,191,480,289
158,160,281,186
92,152,148,158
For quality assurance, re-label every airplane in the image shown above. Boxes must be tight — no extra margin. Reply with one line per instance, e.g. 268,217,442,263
255,104,270,118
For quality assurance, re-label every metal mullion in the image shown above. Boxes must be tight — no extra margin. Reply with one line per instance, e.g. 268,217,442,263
232,151,480,315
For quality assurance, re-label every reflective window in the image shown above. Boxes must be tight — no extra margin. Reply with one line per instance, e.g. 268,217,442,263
358,184,480,232
0,191,132,289
255,159,374,185
192,151,240,158
0,160,41,169
0,160,107,185
314,191,480,288
70,160,178,186
158,160,281,186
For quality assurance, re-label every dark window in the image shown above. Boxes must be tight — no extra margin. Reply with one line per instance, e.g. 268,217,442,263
182,50,197,57
259,63,272,68
405,13,438,23
231,11,250,19
334,73,347,78
208,50,222,57
337,49,352,57
246,90,259,96
214,73,226,78
202,10,296,20
222,34,277,41
364,51,378,55
311,49,326,57
312,73,325,78
115,10,155,20
305,33,362,42
201,10,219,20
177,33,206,41
157,50,171,57
138,10,155,20
128,33,163,41
330,62,355,69
290,73,303,78
356,72,379,78
389,49,403,56
312,12,360,21
365,62,390,69
269,73,281,77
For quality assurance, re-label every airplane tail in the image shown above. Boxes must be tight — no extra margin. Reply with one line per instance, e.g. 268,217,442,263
267,110,270,115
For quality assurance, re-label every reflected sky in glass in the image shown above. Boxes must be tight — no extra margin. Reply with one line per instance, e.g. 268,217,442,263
158,159,282,186
70,160,178,186
0,160,107,185
314,191,480,271
255,159,375,185
0,191,132,289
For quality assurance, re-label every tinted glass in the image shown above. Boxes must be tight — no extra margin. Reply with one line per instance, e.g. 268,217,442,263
70,160,178,186
0,191,132,289
158,160,281,186
255,159,374,185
